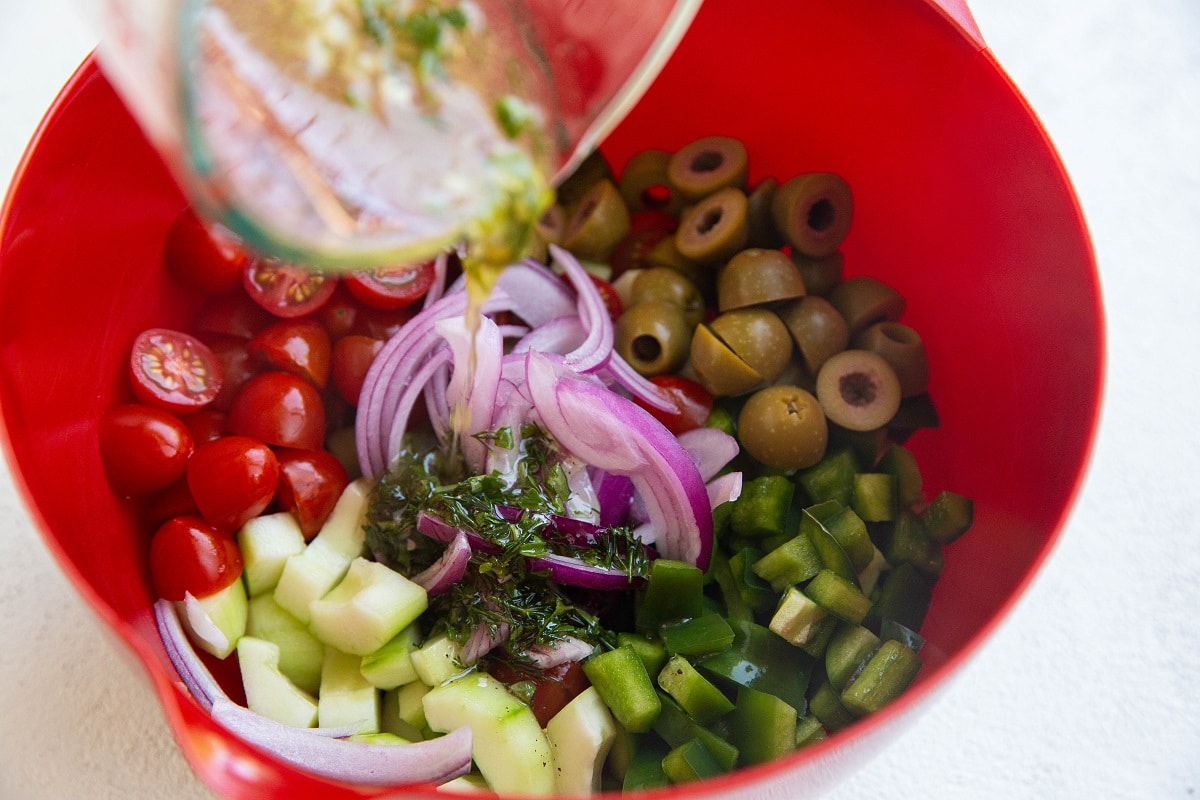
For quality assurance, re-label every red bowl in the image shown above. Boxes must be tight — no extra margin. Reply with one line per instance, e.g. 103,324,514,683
0,1,1102,798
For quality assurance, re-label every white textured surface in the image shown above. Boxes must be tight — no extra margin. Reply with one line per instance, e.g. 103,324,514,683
1,0,1198,798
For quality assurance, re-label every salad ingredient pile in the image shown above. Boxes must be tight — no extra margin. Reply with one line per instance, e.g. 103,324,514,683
100,135,974,796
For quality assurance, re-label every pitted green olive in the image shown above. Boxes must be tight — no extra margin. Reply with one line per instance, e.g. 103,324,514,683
737,386,829,470
630,267,705,329
771,173,853,258
689,324,763,397
614,300,692,378
556,149,613,210
708,308,793,386
777,295,850,375
526,204,565,262
667,136,749,202
815,349,902,432
790,250,843,297
561,179,631,262
853,321,929,397
717,248,806,311
746,178,785,249
675,187,749,266
618,149,685,216
826,275,906,338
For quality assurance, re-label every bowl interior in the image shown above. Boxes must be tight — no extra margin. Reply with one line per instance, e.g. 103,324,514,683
0,1,1101,798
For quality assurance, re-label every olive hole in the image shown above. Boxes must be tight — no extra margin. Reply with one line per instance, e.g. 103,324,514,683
696,208,724,235
567,198,598,236
807,198,835,232
838,372,878,407
690,151,725,173
631,334,663,365
641,184,673,209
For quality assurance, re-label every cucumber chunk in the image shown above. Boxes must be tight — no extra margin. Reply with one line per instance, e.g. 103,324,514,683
236,512,306,597
545,687,618,795
318,645,380,734
178,579,248,660
236,636,318,729
245,593,324,695
308,557,428,656
360,624,421,690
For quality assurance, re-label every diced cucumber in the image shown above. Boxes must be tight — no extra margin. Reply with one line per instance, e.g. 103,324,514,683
393,680,432,731
380,687,425,741
245,593,324,695
411,631,467,687
794,714,828,748
423,672,556,796
348,732,409,745
236,636,317,729
360,624,421,690
308,557,428,656
545,687,618,796
825,623,881,691
437,772,492,793
236,512,306,597
318,646,380,734
856,545,890,598
178,579,247,660
273,479,371,623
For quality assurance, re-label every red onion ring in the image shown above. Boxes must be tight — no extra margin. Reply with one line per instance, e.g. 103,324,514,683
524,636,596,670
677,427,742,482
412,531,472,595
551,245,613,375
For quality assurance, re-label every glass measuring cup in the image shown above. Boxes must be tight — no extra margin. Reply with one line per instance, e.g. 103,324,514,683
77,0,703,270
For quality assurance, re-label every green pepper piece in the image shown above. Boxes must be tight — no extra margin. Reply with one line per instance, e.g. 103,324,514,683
617,632,668,678
651,693,739,770
704,405,737,437
769,586,828,647
732,685,798,765
637,559,705,632
662,738,726,783
821,506,875,572
794,714,828,748
801,507,859,584
825,623,881,691
752,533,822,592
799,615,838,660
709,551,754,623
921,489,974,544
583,646,662,733
841,639,922,716
698,619,814,712
852,472,898,522
805,569,873,625
878,443,923,507
622,739,671,791
795,448,859,506
869,561,933,632
657,655,735,724
731,475,795,539
884,510,945,577
808,678,855,732
660,613,735,657
727,547,777,615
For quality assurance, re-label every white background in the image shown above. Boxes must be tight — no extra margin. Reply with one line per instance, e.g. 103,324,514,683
1,0,1198,798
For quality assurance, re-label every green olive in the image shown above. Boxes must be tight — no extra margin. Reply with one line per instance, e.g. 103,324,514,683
618,149,685,216
853,321,929,397
614,300,692,378
709,308,793,386
815,349,902,432
826,275,906,338
561,179,631,262
790,250,843,297
777,295,850,375
675,187,749,266
645,235,709,290
526,203,565,262
667,136,749,202
690,324,764,397
630,267,705,329
746,177,785,249
556,149,613,210
737,386,828,470
717,248,806,311
771,173,853,258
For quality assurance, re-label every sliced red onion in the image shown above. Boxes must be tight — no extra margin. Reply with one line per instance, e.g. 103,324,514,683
154,598,221,713
525,351,713,569
677,427,742,483
436,314,503,473
511,315,587,356
524,636,596,670
592,470,636,528
209,697,472,786
706,471,744,509
526,553,641,590
599,355,675,413
459,621,510,666
423,251,450,310
412,532,472,596
416,511,500,555
382,347,453,472
550,245,612,375
494,260,578,327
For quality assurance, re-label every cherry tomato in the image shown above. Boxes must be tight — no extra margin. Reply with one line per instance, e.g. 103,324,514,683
149,515,243,601
186,435,279,532
194,291,275,340
243,257,337,319
331,335,383,406
203,335,261,412
635,375,715,436
142,478,200,527
318,284,416,341
129,328,224,414
343,260,437,311
97,403,194,496
274,448,350,539
227,372,326,450
489,660,591,728
163,208,248,295
609,210,678,277
184,408,228,444
585,274,623,321
248,318,333,389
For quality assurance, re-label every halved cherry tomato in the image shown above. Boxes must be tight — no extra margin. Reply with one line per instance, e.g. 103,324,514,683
227,372,326,450
635,375,714,436
331,335,383,405
184,408,228,445
488,660,591,728
609,210,678,277
163,208,248,295
202,335,261,412
274,448,350,539
343,260,437,311
586,274,623,321
194,291,275,340
243,257,337,319
248,318,332,389
149,515,243,601
186,435,279,532
98,403,194,496
318,284,416,342
142,478,200,527
129,328,224,414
